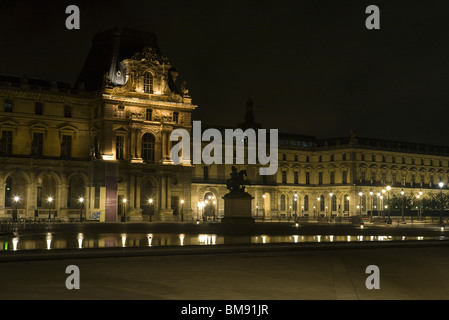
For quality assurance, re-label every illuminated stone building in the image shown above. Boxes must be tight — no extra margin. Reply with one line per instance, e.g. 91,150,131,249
1,27,449,222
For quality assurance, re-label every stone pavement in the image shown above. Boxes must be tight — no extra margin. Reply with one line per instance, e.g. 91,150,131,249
1,243,449,300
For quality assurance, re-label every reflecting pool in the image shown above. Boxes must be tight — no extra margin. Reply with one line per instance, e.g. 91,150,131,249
0,232,446,251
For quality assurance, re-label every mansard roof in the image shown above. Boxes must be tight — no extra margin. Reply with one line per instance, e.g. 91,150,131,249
75,27,160,91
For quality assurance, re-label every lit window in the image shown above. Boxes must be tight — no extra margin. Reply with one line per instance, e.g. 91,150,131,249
143,72,153,93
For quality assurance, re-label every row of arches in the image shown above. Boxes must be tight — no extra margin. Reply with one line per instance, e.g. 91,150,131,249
3,170,87,210
279,194,351,214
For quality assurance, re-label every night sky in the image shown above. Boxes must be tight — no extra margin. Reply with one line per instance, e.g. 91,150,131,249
1,0,449,145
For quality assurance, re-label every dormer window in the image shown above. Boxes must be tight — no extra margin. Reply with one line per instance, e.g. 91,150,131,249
173,111,179,123
143,72,153,93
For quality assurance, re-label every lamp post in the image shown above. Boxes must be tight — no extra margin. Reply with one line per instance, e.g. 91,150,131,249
148,198,153,222
439,181,444,227
79,197,84,222
418,190,422,220
13,196,19,222
294,193,298,222
122,198,127,222
262,194,266,222
180,199,184,222
386,185,391,219
317,196,321,218
47,196,53,222
381,188,386,218
329,192,333,219
346,196,350,216
358,191,363,219
369,191,373,221
400,189,405,222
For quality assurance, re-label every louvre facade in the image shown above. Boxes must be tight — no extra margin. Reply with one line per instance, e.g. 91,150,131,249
1,27,448,222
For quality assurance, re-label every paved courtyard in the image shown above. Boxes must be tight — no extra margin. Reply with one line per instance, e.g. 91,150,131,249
1,243,449,300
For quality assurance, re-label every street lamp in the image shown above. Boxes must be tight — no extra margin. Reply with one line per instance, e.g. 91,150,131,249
13,196,19,222
418,190,423,220
47,196,54,222
79,197,84,222
400,189,405,222
180,199,184,222
369,191,373,221
294,193,298,221
122,198,127,222
439,182,444,227
148,198,153,222
329,192,333,218
262,194,266,222
358,191,363,218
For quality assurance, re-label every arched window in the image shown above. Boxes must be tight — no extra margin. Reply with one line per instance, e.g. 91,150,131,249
143,72,153,93
331,194,337,212
320,195,325,211
304,195,309,211
141,133,155,162
344,194,350,212
280,194,286,211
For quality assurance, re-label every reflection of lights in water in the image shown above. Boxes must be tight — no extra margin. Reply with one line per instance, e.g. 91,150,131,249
179,234,185,246
418,236,423,240
402,236,406,241
147,234,153,247
293,235,298,243
198,234,217,245
357,235,363,241
46,233,52,250
77,233,84,249
441,227,445,232
12,237,18,251
329,235,334,242
121,233,127,247
261,235,267,244
316,235,321,242
347,235,351,242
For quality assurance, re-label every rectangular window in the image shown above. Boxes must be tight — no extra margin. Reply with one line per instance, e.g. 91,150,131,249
318,172,323,185
1,130,13,155
173,112,179,123
4,99,13,112
146,109,152,121
61,135,72,158
305,172,310,185
35,102,43,115
282,171,287,184
343,153,347,161
64,105,72,118
342,171,347,184
330,171,335,185
32,133,44,156
116,136,124,160
294,171,299,185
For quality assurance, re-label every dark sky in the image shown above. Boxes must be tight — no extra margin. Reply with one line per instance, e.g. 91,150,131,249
1,0,449,145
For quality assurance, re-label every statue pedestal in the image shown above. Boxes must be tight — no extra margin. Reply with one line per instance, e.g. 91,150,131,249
221,192,254,224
